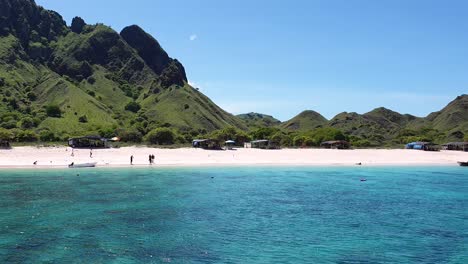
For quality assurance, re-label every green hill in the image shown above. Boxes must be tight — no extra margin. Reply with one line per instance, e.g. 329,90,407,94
0,0,466,146
426,94,468,133
280,96,468,146
0,0,245,141
237,112,281,128
280,110,328,131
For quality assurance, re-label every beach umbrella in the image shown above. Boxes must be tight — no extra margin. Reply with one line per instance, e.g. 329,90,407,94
225,140,235,144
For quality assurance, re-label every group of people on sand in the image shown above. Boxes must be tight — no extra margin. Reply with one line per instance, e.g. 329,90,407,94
149,154,156,164
129,154,156,165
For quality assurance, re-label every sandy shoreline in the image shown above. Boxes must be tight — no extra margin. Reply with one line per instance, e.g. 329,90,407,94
0,146,467,169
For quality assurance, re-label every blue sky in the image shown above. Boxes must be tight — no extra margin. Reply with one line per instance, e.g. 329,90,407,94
37,0,468,120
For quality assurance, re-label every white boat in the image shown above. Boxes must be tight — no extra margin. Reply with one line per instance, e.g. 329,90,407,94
68,162,97,168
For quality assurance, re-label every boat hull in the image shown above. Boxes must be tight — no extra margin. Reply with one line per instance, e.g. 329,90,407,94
68,162,97,168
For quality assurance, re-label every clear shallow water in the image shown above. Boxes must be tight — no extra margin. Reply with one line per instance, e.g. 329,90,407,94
0,166,467,263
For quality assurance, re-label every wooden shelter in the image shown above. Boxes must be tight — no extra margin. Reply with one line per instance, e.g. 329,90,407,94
441,142,468,152
320,140,350,149
68,136,110,148
192,139,221,150
250,140,279,149
225,140,236,150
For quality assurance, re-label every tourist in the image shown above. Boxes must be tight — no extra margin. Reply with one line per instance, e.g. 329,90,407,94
130,155,134,165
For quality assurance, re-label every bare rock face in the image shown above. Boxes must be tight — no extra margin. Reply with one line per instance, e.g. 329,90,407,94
71,16,85,34
120,25,187,88
0,0,68,45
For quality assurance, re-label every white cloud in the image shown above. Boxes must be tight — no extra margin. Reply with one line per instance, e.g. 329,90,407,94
189,34,197,41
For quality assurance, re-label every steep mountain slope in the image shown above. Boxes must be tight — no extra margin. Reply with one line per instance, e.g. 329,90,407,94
280,110,327,131
425,94,468,133
237,112,281,129
0,0,245,140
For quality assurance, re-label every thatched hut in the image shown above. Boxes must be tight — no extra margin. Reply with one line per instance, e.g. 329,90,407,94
320,140,350,149
441,142,468,152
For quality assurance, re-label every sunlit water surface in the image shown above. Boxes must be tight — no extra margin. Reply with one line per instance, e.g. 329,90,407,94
0,166,467,263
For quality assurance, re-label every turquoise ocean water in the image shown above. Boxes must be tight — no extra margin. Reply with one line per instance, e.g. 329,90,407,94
0,166,467,263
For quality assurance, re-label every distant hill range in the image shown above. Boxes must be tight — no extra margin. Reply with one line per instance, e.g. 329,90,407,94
0,0,466,145
238,94,468,145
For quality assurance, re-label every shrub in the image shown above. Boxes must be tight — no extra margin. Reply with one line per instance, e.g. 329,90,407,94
118,129,143,143
125,101,141,113
39,130,56,142
27,92,37,101
293,135,314,147
250,127,280,140
352,139,372,148
8,98,18,110
87,76,96,84
78,115,88,123
1,120,17,129
46,104,61,117
0,128,13,141
145,128,175,145
19,117,36,129
98,127,115,138
16,130,38,142
270,132,292,147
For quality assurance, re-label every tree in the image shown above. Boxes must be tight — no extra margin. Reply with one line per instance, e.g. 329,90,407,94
250,127,280,140
125,101,141,113
19,117,36,129
0,128,13,141
16,130,38,142
145,128,175,145
39,130,56,142
118,129,143,143
293,135,314,147
98,127,115,138
46,104,62,117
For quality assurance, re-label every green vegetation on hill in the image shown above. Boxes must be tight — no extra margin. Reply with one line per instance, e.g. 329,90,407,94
280,110,327,131
236,112,281,128
0,0,466,147
0,0,245,144
291,96,467,147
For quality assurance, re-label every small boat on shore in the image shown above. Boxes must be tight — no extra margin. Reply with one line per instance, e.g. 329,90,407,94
68,162,97,168
458,161,468,167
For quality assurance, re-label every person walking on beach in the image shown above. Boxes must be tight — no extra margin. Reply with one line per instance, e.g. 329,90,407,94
130,155,134,165
148,154,152,165
151,154,155,164
90,149,93,158
71,149,74,157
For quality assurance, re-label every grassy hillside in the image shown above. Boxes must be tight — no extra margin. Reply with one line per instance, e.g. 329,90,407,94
280,110,328,131
0,0,245,143
278,96,468,146
237,112,281,129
